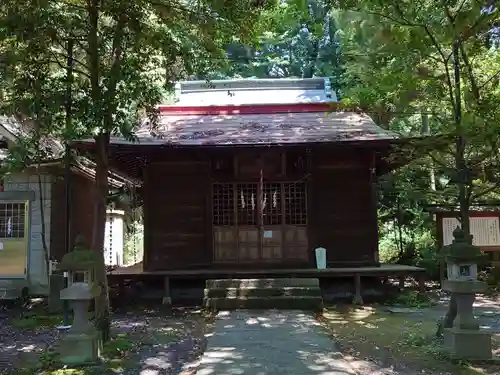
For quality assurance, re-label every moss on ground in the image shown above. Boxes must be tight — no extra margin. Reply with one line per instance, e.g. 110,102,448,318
11,309,208,375
11,313,65,329
320,304,500,375
14,332,137,375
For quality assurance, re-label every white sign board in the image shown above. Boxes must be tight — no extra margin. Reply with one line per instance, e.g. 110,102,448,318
442,217,500,246
263,231,273,238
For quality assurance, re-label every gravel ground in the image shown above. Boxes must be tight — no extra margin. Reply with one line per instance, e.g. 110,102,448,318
324,294,500,375
111,309,210,374
0,307,60,375
1,295,499,375
0,305,211,375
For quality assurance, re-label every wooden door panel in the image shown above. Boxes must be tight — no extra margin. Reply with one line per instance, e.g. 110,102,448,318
214,226,237,261
283,226,308,260
212,180,308,264
262,226,282,260
238,228,259,260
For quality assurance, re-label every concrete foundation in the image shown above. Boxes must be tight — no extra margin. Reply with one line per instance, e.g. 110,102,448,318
444,327,492,360
58,331,100,365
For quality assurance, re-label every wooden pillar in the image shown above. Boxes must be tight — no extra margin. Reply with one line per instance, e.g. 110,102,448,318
162,276,172,313
369,152,379,265
353,274,364,305
398,276,405,289
418,273,426,293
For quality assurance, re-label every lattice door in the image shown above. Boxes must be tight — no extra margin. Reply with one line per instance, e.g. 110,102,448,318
212,181,308,263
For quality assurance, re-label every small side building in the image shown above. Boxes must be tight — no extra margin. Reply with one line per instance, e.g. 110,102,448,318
0,117,135,298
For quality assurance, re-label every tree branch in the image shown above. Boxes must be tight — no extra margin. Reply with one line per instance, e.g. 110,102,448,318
51,49,89,71
452,0,469,21
428,151,453,170
459,45,480,102
391,1,457,115
472,183,500,200
459,7,499,44
103,15,126,131
478,69,500,90
47,53,91,79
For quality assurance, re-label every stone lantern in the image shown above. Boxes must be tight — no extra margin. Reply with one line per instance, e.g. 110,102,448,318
441,227,492,360
57,235,101,365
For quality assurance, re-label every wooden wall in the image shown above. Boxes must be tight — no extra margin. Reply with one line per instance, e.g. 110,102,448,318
308,149,378,267
50,171,95,261
143,159,210,271
142,147,380,270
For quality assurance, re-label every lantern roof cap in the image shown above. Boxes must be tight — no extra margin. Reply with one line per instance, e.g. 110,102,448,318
440,226,487,263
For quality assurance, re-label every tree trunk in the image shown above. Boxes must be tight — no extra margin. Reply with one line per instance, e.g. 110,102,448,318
453,40,470,236
86,0,111,342
37,170,50,281
92,132,111,342
421,113,436,191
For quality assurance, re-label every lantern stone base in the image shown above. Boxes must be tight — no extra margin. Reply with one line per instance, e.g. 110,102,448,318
443,327,492,360
58,330,100,365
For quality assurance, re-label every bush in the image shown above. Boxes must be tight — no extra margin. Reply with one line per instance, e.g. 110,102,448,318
123,223,144,265
379,225,439,280
415,245,440,280
390,289,435,308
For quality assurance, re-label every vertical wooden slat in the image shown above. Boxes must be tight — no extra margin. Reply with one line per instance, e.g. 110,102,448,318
281,181,286,259
281,152,286,176
370,152,379,265
306,150,315,266
233,155,239,261
233,182,238,261
142,165,150,270
257,154,263,260
206,172,213,263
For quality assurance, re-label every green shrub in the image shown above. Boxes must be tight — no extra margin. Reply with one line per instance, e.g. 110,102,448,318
390,290,434,308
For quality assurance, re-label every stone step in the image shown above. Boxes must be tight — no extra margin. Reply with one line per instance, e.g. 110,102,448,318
204,287,322,298
203,296,323,311
206,278,320,289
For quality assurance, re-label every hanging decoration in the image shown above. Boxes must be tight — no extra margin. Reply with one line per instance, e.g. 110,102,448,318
240,190,245,209
259,156,264,228
130,184,138,265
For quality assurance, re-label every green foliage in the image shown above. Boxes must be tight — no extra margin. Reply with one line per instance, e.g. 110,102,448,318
0,0,276,139
209,0,345,85
329,0,500,274
479,266,500,295
389,290,435,308
100,333,134,358
123,223,143,265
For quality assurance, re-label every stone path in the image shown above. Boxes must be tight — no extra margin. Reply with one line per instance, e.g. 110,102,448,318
197,310,355,375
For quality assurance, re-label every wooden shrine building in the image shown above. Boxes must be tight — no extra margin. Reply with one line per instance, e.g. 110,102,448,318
74,78,425,285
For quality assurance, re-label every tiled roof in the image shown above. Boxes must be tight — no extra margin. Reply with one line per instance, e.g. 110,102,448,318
0,116,139,187
0,115,64,157
106,110,398,146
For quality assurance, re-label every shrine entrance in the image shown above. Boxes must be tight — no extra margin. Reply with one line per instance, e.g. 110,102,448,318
212,181,308,264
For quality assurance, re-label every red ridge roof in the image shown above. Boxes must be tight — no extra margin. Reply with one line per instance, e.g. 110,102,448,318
157,102,343,115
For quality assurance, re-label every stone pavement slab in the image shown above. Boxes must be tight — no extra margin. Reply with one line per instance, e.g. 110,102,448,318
197,310,356,375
